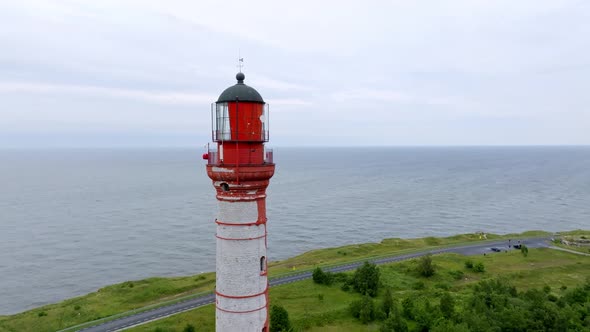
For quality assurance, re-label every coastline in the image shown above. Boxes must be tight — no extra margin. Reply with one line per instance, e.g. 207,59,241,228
1,229,588,332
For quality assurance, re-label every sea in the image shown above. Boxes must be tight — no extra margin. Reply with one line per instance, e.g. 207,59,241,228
1,146,589,315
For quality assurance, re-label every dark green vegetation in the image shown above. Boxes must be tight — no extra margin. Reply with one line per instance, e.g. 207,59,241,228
0,230,587,332
317,258,590,331
270,305,291,332
123,246,589,332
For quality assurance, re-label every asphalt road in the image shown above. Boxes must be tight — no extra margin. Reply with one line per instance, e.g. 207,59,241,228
77,237,550,332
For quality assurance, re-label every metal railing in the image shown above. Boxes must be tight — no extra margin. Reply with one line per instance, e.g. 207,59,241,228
206,148,273,165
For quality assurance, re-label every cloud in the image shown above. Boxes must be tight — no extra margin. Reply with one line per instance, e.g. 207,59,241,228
0,82,215,105
331,89,413,103
267,98,312,107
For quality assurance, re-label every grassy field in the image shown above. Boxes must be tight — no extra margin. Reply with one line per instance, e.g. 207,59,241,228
0,229,586,332
553,230,590,254
0,273,216,332
125,247,590,332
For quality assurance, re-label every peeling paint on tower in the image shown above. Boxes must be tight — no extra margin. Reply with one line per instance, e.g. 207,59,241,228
203,71,275,332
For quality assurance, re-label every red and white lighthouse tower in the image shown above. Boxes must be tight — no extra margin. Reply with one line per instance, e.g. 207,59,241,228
204,72,275,331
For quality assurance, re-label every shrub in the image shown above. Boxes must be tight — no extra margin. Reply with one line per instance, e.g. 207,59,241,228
465,260,474,269
381,313,409,332
352,262,380,297
417,254,435,277
439,292,455,319
270,304,291,332
382,288,394,318
473,262,485,273
38,311,47,317
521,245,529,257
332,272,349,283
74,305,81,311
449,270,465,280
402,298,414,319
312,267,333,285
183,324,196,332
359,296,376,324
317,293,324,301
412,281,426,290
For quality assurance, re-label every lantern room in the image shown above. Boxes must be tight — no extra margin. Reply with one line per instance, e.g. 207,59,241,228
211,72,269,143
207,72,272,166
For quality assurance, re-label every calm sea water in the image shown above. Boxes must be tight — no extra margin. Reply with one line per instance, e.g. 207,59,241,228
1,147,589,314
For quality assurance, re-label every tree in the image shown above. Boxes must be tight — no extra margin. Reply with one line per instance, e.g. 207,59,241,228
417,254,435,277
382,288,394,318
352,261,380,297
270,304,291,332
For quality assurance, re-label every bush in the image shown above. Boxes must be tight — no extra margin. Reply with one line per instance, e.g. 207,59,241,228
380,313,408,332
465,260,474,269
439,293,455,319
270,304,291,332
183,324,196,332
37,311,47,317
359,296,376,324
382,288,394,318
402,298,414,319
351,262,380,297
521,245,529,257
473,262,485,273
350,296,376,323
312,267,333,285
74,305,81,310
449,270,464,280
417,254,435,277
412,281,426,290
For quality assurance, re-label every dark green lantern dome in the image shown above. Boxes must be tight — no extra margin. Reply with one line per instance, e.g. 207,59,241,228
217,72,264,103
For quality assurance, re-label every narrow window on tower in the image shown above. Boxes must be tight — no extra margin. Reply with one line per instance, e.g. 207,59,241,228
260,256,266,275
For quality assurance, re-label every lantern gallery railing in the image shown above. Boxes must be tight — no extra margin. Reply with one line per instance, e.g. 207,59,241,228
211,102,269,142
206,149,274,165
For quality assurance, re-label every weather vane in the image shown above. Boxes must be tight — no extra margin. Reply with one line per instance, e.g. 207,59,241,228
237,50,244,73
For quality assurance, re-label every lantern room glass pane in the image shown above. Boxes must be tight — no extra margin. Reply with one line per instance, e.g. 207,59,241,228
215,102,231,140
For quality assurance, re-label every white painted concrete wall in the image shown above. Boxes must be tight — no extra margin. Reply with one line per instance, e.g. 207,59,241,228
216,200,268,331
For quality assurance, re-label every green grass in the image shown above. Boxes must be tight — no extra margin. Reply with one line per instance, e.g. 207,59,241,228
0,229,579,332
268,230,550,276
0,273,215,332
125,246,589,332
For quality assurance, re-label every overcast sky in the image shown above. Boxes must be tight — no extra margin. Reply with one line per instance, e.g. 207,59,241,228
1,0,589,147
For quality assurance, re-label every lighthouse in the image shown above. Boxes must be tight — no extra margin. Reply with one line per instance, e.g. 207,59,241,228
204,71,275,331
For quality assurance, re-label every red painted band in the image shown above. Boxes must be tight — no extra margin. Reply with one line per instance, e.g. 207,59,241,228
216,287,268,299
215,219,267,226
216,304,267,314
215,233,266,241
216,195,265,202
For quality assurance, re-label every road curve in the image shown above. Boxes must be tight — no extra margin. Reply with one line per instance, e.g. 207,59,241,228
77,237,550,332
